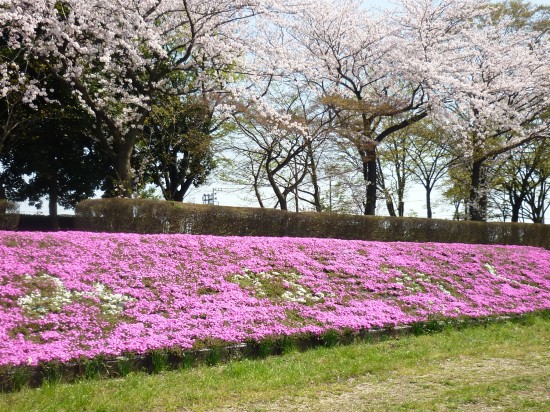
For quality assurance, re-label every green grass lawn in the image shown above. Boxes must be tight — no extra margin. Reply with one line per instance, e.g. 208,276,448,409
1,315,549,412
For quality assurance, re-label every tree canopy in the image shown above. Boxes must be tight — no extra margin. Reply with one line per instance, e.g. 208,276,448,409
0,0,548,222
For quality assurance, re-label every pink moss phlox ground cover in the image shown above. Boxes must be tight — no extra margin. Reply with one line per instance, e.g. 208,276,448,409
0,231,549,367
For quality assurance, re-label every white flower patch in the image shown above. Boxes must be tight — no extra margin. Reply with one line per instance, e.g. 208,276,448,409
92,282,133,315
394,269,423,292
231,269,327,303
280,282,326,304
484,264,497,276
438,284,452,296
18,274,74,316
17,274,133,317
394,270,452,294
484,263,521,286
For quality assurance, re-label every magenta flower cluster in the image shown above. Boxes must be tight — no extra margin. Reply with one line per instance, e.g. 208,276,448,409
1,231,549,367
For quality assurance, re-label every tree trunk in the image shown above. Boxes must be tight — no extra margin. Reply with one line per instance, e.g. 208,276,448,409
510,196,522,223
112,133,137,198
469,160,487,221
385,196,397,217
397,185,405,217
172,178,194,202
397,201,404,217
397,165,405,217
509,176,531,223
362,145,377,215
48,185,59,231
306,143,322,212
279,196,288,211
254,183,265,208
311,178,322,212
426,186,433,219
266,165,287,211
530,202,544,224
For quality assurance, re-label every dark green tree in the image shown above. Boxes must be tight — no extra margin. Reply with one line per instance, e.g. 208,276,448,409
0,82,107,227
134,96,216,202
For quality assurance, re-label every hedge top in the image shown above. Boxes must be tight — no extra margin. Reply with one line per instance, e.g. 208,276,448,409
74,198,549,248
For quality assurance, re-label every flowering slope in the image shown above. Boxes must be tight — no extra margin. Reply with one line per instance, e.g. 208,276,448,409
1,231,549,367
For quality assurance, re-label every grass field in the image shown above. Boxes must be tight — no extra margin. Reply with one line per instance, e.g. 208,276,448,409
1,314,548,412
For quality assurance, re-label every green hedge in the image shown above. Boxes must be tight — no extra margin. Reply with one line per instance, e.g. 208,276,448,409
74,198,550,248
0,200,20,230
16,215,76,231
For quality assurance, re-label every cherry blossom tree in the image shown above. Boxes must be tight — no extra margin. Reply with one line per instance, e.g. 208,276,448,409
2,0,548,214
0,0,294,196
402,0,550,220
251,0,540,218
277,0,432,215
454,20,548,220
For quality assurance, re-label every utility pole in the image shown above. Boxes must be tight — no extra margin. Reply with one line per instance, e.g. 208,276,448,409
202,188,219,205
